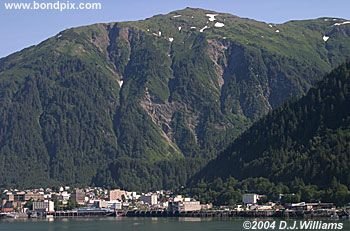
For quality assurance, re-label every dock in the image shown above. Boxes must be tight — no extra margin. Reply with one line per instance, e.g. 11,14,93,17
125,209,348,219
47,208,116,217
23,208,350,219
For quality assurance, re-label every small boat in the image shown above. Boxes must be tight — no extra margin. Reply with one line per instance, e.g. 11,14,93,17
5,212,28,219
5,213,17,218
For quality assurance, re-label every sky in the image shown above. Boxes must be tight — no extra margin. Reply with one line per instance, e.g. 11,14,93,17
0,0,349,58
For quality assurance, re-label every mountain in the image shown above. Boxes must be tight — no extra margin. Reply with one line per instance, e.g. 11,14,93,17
189,62,350,200
0,8,350,190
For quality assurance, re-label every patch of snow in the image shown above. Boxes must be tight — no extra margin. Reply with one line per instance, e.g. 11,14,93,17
178,26,182,31
173,15,182,18
158,31,162,37
323,35,329,42
118,80,124,88
147,29,150,32
223,37,227,39
324,19,329,21
191,16,194,19
206,13,218,22
261,36,264,38
269,24,273,27
169,37,174,42
334,21,350,26
200,25,209,32
152,33,158,36
190,26,196,29
275,29,280,33
214,22,225,28
57,34,62,38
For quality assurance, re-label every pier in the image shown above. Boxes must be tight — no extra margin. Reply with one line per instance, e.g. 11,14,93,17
47,209,116,217
3,209,349,219
125,209,348,219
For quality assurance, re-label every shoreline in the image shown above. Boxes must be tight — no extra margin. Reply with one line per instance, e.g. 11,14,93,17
2,209,349,220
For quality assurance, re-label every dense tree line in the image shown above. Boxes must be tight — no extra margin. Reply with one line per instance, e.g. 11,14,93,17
190,62,350,203
185,176,350,206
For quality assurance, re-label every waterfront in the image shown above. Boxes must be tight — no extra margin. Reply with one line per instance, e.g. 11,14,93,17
0,217,350,231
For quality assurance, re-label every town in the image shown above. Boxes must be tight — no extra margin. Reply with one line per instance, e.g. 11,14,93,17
1,186,349,219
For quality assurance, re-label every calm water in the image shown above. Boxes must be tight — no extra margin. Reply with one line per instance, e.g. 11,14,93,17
0,217,349,231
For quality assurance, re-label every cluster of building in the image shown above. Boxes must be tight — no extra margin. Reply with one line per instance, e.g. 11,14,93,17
239,193,336,212
1,187,338,217
0,187,211,214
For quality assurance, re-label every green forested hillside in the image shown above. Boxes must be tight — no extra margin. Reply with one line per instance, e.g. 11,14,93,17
0,8,349,190
188,62,350,205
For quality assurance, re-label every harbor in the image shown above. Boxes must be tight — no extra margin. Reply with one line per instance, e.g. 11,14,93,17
2,208,349,220
2,187,350,221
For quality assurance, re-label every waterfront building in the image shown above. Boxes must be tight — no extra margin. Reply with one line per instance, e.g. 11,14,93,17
32,201,55,212
71,189,85,205
108,189,126,201
108,200,122,210
168,201,202,212
24,192,44,201
1,201,14,212
201,203,213,210
285,202,335,211
93,200,108,208
242,194,264,205
140,194,158,206
5,193,14,202
173,195,183,202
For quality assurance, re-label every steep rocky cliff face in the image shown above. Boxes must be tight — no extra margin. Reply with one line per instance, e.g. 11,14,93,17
0,8,349,190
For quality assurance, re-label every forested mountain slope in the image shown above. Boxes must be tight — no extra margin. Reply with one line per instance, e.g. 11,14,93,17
0,8,349,190
192,62,350,189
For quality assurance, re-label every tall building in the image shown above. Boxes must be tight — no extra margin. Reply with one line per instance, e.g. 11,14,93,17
71,189,85,205
242,194,263,205
140,194,158,206
108,189,126,201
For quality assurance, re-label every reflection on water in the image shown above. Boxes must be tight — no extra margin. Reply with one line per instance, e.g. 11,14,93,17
179,217,206,222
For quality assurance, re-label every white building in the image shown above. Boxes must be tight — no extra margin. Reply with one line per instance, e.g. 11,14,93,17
93,200,108,208
242,194,263,204
169,201,201,212
126,191,140,200
108,200,122,210
60,191,70,201
140,194,158,205
173,195,183,202
93,199,122,210
32,201,55,212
